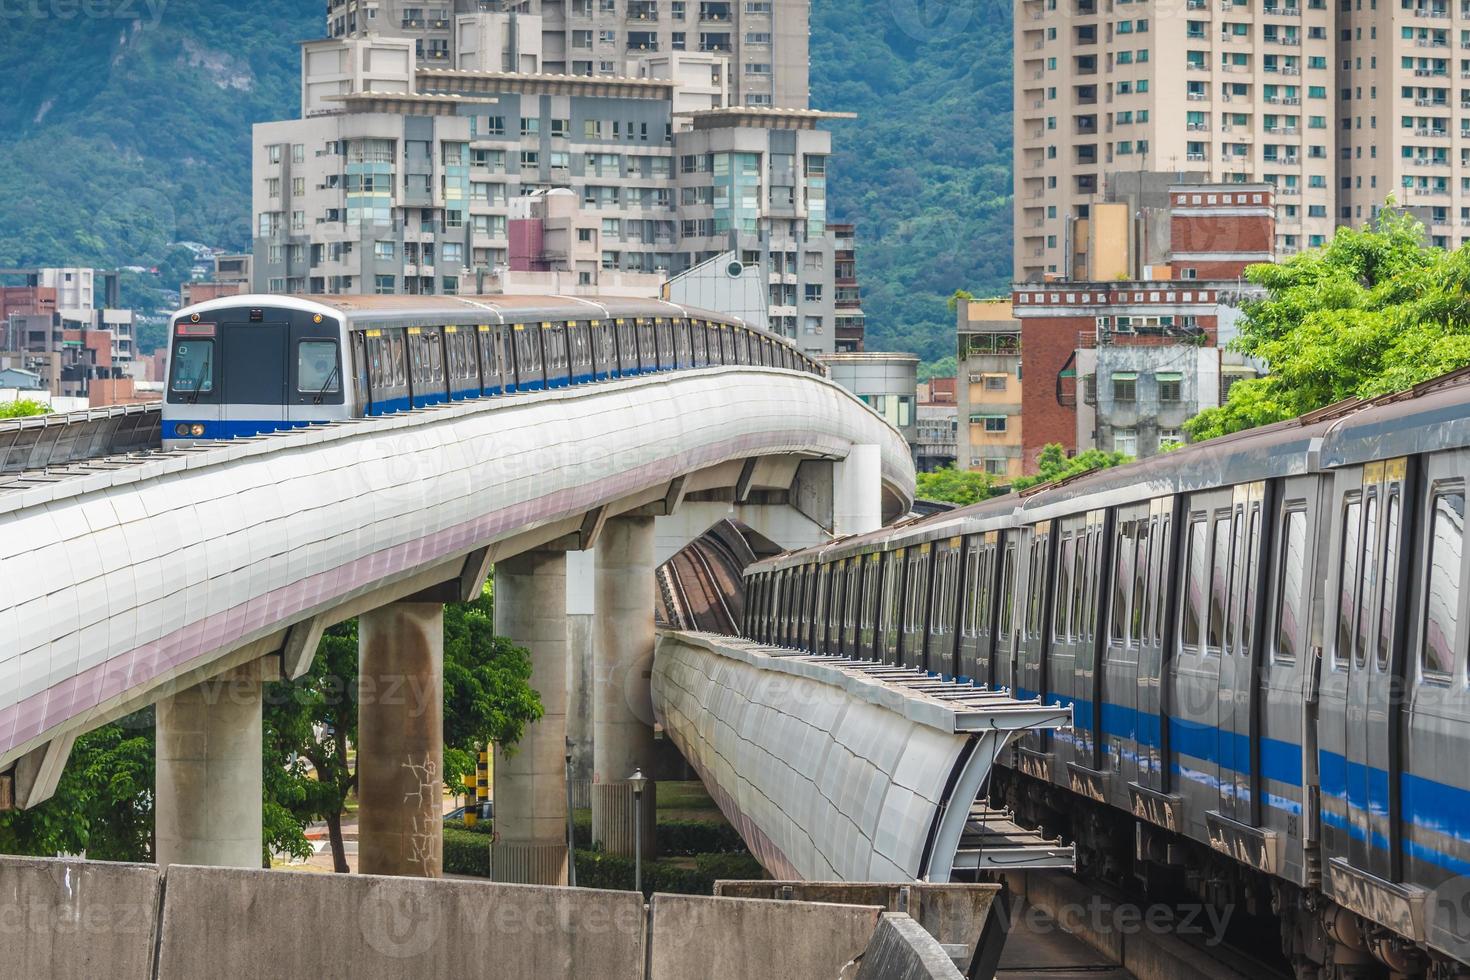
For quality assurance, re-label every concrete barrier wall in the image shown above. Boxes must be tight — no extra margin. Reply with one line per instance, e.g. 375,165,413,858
649,893,881,980
0,855,160,980
854,913,965,980
714,880,999,970
157,866,647,980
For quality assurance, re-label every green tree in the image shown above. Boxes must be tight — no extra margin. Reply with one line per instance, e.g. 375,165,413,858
1187,209,1470,440
918,356,957,382
915,466,995,506
1012,444,1132,491
0,711,155,861
0,399,51,418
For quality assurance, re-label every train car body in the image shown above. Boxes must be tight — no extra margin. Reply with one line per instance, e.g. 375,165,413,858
161,294,821,447
745,371,1470,980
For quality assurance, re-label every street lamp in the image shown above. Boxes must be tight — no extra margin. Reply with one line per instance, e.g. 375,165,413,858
565,738,577,887
629,768,648,895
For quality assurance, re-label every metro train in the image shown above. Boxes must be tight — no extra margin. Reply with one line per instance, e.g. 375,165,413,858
161,294,821,446
744,369,1470,980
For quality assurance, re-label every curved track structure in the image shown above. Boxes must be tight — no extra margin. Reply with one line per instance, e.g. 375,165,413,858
0,365,912,784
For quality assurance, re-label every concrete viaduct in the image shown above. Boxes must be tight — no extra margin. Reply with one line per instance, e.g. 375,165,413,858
0,365,913,881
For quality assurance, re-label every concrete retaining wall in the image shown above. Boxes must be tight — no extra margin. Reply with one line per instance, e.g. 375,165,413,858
854,913,964,980
649,893,881,980
156,866,647,979
0,855,160,980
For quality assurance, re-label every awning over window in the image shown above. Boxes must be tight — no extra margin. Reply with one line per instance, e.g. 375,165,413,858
1156,371,1183,382
1112,371,1138,382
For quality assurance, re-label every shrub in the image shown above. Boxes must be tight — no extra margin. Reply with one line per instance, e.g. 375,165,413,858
442,826,490,877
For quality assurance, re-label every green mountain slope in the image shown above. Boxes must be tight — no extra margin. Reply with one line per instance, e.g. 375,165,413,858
0,0,1012,363
813,0,1013,363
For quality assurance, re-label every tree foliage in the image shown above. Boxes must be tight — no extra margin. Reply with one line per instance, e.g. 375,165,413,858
915,466,996,506
0,400,51,418
1012,444,1132,491
0,712,155,861
1187,210,1470,440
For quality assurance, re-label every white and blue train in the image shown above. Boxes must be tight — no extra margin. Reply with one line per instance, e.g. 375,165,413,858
162,294,821,446
746,369,1470,980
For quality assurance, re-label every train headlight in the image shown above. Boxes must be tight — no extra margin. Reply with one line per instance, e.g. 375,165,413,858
190,424,206,437
174,423,190,437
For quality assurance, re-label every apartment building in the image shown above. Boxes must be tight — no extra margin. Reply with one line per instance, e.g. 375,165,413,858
0,269,142,405
1014,0,1336,281
956,299,1025,480
830,221,865,352
254,36,853,355
324,0,808,109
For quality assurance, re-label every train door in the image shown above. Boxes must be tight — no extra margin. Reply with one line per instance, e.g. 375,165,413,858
1049,517,1085,767
899,544,931,668
589,320,612,381
1070,510,1110,773
1171,495,1229,838
1342,459,1411,880
926,538,962,677
1405,457,1470,955
509,322,545,391
476,325,500,395
221,319,288,432
673,317,691,369
350,331,371,416
542,322,570,388
1135,497,1176,793
879,549,903,664
1217,482,1269,822
654,317,675,370
993,535,1019,692
567,321,594,384
1016,523,1057,769
840,557,860,655
812,562,832,653
855,552,878,659
956,536,984,682
635,317,657,372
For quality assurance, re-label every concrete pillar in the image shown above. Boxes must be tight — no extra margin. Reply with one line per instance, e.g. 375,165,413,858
593,516,658,857
358,601,444,877
834,443,883,537
491,549,570,884
565,548,596,798
155,661,264,869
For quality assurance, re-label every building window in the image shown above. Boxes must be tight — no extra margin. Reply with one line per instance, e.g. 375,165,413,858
375,242,395,260
1114,428,1138,456
1112,374,1137,402
984,458,1007,476
984,375,1007,392
268,145,282,164
1158,374,1182,402
804,283,823,302
375,275,395,295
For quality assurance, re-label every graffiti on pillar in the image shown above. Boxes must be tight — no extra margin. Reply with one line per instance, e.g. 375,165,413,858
401,753,440,874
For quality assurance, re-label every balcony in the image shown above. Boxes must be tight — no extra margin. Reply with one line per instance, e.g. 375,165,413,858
1412,7,1451,16
1416,127,1450,136
1187,122,1210,131
1187,91,1208,100
1416,39,1449,47
628,1,658,17
1262,3,1302,13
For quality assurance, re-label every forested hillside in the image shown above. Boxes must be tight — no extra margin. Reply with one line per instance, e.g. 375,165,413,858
0,0,1012,363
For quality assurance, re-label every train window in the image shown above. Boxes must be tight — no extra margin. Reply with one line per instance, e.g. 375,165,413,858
1182,516,1208,650
1131,523,1149,646
1208,513,1233,653
998,543,1017,640
297,341,340,393
1334,495,1362,670
1110,522,1133,645
1076,531,1087,640
1152,517,1169,642
1375,493,1400,670
1025,539,1043,638
170,340,214,392
1053,535,1074,642
1421,489,1464,680
1355,494,1379,668
1273,507,1308,665
1241,506,1261,655
1225,506,1245,654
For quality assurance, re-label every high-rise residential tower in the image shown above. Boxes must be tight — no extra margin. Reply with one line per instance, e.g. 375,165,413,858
324,0,809,109
1013,0,1337,281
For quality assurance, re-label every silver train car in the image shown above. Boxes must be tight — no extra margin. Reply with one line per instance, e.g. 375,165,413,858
745,369,1470,980
161,294,820,446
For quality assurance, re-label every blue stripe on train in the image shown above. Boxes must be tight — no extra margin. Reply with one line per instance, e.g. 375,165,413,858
1014,688,1470,870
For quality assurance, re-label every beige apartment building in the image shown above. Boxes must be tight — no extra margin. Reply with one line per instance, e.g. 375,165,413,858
325,0,808,109
956,299,1025,480
1015,0,1338,280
